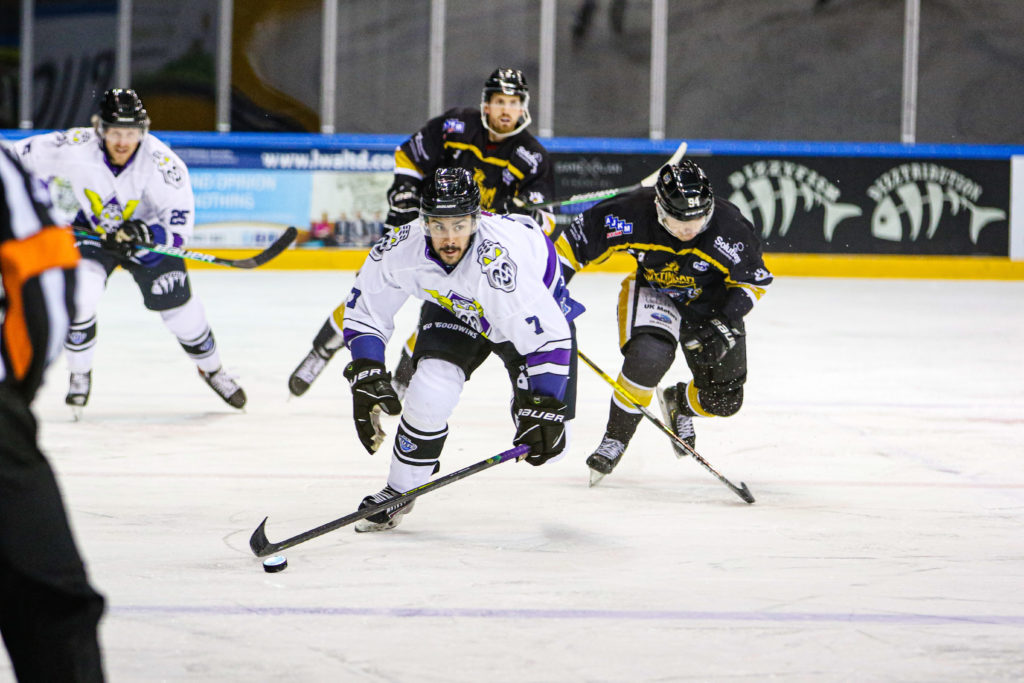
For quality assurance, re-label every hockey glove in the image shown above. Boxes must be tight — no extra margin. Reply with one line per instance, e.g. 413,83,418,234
101,219,154,258
344,358,402,454
513,394,568,466
385,177,421,228
683,317,744,367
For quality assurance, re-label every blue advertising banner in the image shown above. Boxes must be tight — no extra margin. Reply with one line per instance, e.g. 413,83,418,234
189,169,312,248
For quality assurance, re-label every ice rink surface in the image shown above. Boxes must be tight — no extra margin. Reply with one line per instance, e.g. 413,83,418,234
8,269,1024,682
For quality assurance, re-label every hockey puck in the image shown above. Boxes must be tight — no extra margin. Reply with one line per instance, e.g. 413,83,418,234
262,556,288,573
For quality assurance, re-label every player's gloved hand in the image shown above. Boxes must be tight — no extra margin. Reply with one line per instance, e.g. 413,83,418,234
513,393,568,466
101,219,154,257
683,317,744,366
343,358,402,454
385,177,421,228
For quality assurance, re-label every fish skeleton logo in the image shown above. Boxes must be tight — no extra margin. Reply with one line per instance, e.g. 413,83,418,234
368,224,410,261
423,288,488,334
150,271,187,295
727,160,861,242
476,238,517,292
866,163,1006,244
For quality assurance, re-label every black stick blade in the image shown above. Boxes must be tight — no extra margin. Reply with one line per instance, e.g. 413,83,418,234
246,226,298,267
737,483,755,504
250,517,272,556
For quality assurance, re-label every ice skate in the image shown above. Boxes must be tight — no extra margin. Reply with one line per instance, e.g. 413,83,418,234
199,367,247,409
657,383,696,458
354,485,414,532
288,348,329,397
585,436,626,487
65,371,91,421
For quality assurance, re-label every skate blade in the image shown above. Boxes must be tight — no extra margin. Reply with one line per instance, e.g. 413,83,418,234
354,519,400,533
70,406,83,422
588,468,606,487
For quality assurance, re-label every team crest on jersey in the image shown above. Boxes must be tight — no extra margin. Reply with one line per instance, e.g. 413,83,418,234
443,118,466,134
476,238,517,293
368,224,411,261
605,214,633,238
84,188,140,232
150,271,187,296
423,289,487,334
643,261,701,300
152,152,185,188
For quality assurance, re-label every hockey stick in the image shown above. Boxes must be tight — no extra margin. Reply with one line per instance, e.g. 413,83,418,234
249,444,530,557
522,140,688,211
577,349,755,504
74,226,298,269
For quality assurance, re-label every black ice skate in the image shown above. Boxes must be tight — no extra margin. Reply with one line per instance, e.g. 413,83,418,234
657,383,696,458
288,348,330,397
199,367,247,409
354,485,415,533
65,371,91,421
585,436,626,487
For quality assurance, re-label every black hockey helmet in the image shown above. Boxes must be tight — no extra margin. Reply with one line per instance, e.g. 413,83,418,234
654,160,714,221
481,68,532,138
420,168,481,219
95,88,150,134
483,68,529,101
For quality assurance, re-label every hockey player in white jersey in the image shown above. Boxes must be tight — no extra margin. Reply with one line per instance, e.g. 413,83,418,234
14,89,246,416
341,168,582,531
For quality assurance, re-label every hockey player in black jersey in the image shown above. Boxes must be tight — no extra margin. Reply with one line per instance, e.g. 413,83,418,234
554,160,773,484
288,68,557,398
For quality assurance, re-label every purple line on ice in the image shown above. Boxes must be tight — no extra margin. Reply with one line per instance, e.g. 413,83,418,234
112,605,1024,625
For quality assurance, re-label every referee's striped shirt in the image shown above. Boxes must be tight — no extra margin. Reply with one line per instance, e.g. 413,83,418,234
0,144,79,399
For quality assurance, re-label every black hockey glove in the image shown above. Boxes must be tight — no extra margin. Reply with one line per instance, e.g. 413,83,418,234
343,358,402,454
683,317,744,367
385,177,421,228
513,394,568,466
101,219,154,258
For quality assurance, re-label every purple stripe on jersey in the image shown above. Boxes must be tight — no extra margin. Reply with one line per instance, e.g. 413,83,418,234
527,348,571,368
530,373,568,401
542,234,558,289
344,332,386,362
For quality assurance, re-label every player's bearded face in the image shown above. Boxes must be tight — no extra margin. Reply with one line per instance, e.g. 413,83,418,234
656,200,708,242
103,127,143,166
427,215,476,265
484,94,524,136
